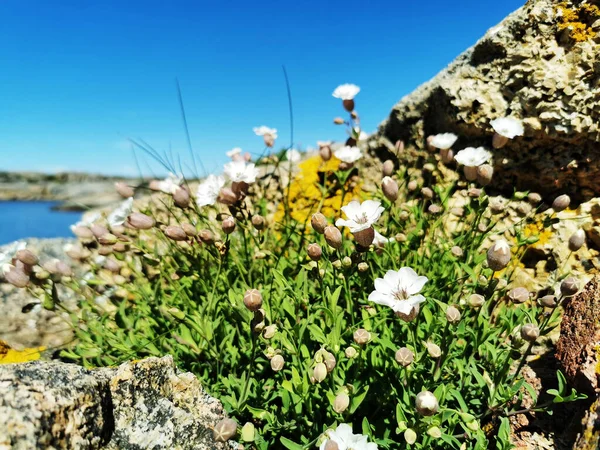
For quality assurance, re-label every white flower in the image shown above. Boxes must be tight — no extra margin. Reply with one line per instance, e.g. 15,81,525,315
368,267,428,315
286,149,302,162
336,200,384,233
156,172,183,195
253,126,278,139
196,174,225,207
223,161,259,184
490,117,524,139
373,230,390,246
0,241,26,275
430,133,458,150
319,423,378,450
107,197,134,227
454,147,492,167
334,146,363,164
332,84,361,100
226,147,242,158
72,211,101,230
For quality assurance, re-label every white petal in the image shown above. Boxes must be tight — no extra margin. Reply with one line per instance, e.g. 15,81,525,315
368,290,395,308
383,270,402,287
341,201,362,220
374,278,394,295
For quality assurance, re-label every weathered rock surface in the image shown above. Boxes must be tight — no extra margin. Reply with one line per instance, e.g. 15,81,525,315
0,356,232,449
369,0,600,202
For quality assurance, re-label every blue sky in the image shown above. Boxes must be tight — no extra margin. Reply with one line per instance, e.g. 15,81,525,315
0,0,523,178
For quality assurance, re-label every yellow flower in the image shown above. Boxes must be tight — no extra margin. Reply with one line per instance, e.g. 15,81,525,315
0,340,45,364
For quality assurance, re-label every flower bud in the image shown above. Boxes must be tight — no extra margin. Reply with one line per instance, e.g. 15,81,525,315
407,180,418,191
568,229,586,251
324,226,343,249
463,166,478,181
446,306,461,324
333,117,345,125
213,418,237,442
262,324,277,339
311,213,328,234
324,440,340,450
353,328,371,345
98,246,113,256
72,225,94,239
218,187,239,206
181,223,198,237
243,289,263,312
395,233,407,242
345,347,357,358
222,216,236,234
97,233,118,246
421,187,434,199
428,204,442,214
527,193,542,205
199,229,214,244
307,243,322,261
320,145,332,161
16,249,38,267
552,194,570,212
332,259,342,269
353,227,374,248
404,429,417,445
323,351,336,372
251,215,266,231
539,294,557,307
395,305,419,322
270,354,285,371
440,148,454,164
357,262,368,272
173,187,190,208
165,225,187,241
115,182,135,198
451,246,463,257
91,224,109,239
382,176,398,202
313,362,328,383
127,212,155,230
341,256,352,269
487,239,511,271
426,342,442,359
427,427,442,439
508,287,529,304
4,266,29,288
476,164,494,186
468,294,485,308
416,391,439,416
560,277,579,296
343,98,355,112
395,347,414,367
333,393,350,413
382,160,394,177
520,323,539,342
241,422,255,443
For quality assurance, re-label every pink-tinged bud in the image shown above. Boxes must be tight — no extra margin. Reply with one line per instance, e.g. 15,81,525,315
16,249,38,266
395,347,414,367
520,323,539,342
446,306,461,324
4,266,29,288
476,164,494,186
72,225,94,239
181,223,198,237
324,226,342,249
199,229,214,244
451,246,463,257
560,277,579,296
164,226,187,241
244,152,252,162
552,194,570,212
323,351,336,372
98,246,113,256
262,324,277,339
382,160,394,177
342,98,355,112
395,140,405,152
421,187,434,199
345,347,357,358
407,180,418,192
270,354,284,371
251,215,266,231
539,295,557,307
127,212,155,230
115,182,135,199
426,135,436,152
324,440,340,450
382,177,398,202
218,187,239,206
333,117,345,125
173,187,190,208
311,213,328,234
307,243,322,261
113,243,128,253
320,146,332,161
243,289,263,312
148,180,162,191
104,258,121,273
97,233,118,246
428,204,442,214
353,328,371,345
426,342,442,358
353,227,374,248
333,393,350,413
508,287,529,304
213,418,237,442
416,391,439,416
468,294,485,308
313,362,327,383
568,229,586,251
222,216,236,234
91,224,109,239
396,305,419,322
263,134,275,148
440,149,454,164
527,193,542,205
463,166,478,181
487,239,511,271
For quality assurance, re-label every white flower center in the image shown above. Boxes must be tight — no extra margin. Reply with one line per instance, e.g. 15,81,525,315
355,212,369,224
394,286,410,301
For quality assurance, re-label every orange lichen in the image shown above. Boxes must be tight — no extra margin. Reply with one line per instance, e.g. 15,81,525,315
556,2,600,42
0,340,45,364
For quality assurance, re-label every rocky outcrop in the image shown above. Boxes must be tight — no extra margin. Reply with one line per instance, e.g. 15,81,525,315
0,356,232,449
368,0,600,202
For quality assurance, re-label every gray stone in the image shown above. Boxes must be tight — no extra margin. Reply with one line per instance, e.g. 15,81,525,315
0,356,232,449
368,0,600,202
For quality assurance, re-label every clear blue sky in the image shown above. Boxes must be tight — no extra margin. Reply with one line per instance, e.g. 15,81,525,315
0,0,524,178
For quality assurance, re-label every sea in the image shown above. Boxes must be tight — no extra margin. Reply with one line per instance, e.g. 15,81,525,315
0,201,81,246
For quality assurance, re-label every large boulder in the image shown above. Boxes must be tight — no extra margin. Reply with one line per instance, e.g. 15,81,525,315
0,356,232,449
368,0,600,202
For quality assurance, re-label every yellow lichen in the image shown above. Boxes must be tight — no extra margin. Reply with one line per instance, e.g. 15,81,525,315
274,155,364,225
556,2,600,42
523,221,554,249
0,340,45,364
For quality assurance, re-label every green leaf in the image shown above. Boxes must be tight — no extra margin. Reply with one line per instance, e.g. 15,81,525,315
280,437,305,450
349,386,370,414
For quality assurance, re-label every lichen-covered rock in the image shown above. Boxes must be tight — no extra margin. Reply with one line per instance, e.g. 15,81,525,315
573,400,600,450
0,356,231,449
368,0,600,202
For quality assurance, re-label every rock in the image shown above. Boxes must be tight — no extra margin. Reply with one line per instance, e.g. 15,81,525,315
368,0,600,202
0,356,232,449
573,400,600,450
